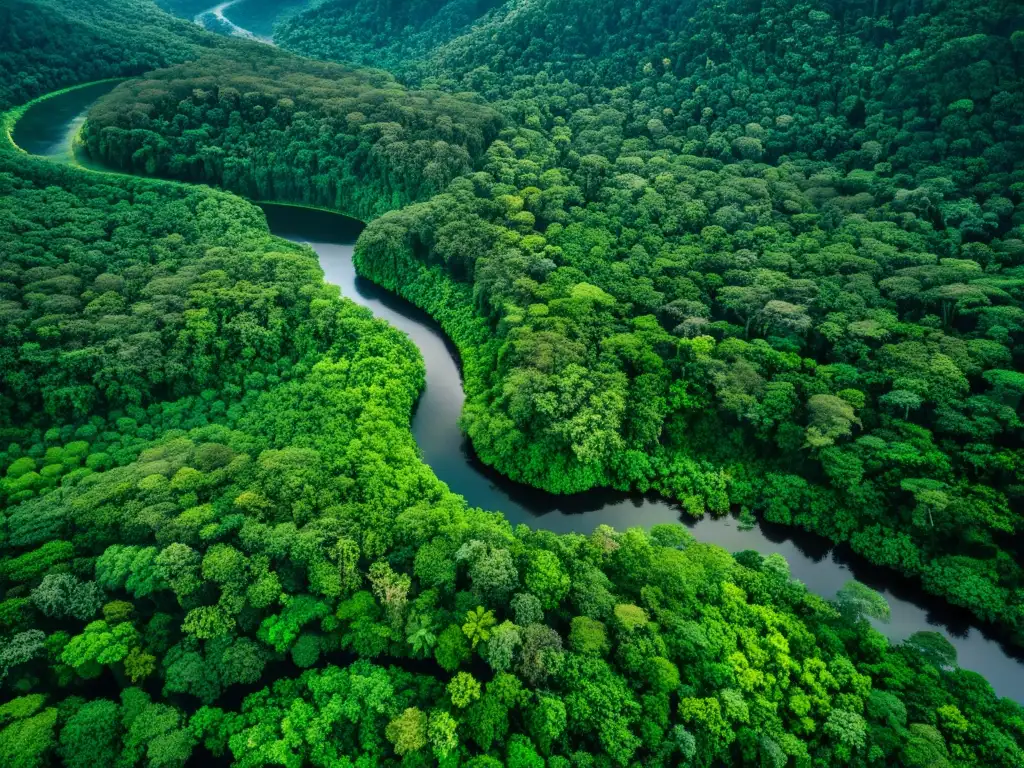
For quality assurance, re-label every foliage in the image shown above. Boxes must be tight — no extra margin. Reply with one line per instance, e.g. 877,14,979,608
131,0,1024,639
81,49,502,221
0,0,218,111
1,1,1024,766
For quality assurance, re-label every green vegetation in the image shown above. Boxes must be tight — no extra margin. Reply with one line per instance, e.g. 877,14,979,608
275,0,505,71
81,49,503,220
3,0,1024,764
278,0,1024,637
0,0,220,111
7,109,1021,767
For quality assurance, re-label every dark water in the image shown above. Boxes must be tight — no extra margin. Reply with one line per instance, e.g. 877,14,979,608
16,85,1024,701
11,81,120,162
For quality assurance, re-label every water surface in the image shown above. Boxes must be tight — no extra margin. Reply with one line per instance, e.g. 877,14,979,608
194,0,273,43
11,82,120,161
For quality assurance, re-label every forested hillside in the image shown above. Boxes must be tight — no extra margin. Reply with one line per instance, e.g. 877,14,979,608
0,0,218,111
82,49,503,219
275,0,504,71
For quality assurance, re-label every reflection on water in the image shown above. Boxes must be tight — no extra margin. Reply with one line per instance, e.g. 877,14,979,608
260,202,1024,701
11,81,120,162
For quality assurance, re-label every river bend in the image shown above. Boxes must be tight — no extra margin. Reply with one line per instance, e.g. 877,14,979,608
194,1,273,43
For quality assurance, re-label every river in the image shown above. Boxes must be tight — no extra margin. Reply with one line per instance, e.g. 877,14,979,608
194,0,273,44
11,82,1024,702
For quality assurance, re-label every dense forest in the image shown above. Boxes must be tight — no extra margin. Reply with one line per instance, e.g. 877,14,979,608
85,0,1024,640
275,0,506,72
0,0,220,112
8,102,1024,768
81,50,503,220
3,0,1024,765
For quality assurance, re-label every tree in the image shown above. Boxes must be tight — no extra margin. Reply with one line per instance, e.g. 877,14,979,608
677,696,733,763
719,285,772,337
0,630,46,682
162,642,221,704
368,561,411,628
291,633,321,668
517,624,563,685
647,657,681,693
201,544,248,588
524,551,570,610
0,696,57,768
511,593,544,625
96,546,166,599
805,394,860,449
406,612,438,658
983,369,1024,408
506,734,545,768
569,616,608,656
468,546,520,604
613,604,649,632
463,606,497,649
824,709,867,760
62,620,140,678
835,581,891,623
337,591,391,658
155,548,201,602
103,601,134,625
386,708,428,756
435,624,471,672
59,700,122,768
218,637,268,686
259,595,330,652
879,389,923,419
427,710,459,759
121,698,194,768
900,479,951,530
904,631,958,670
449,672,482,708
30,574,103,621
182,606,235,640
758,300,810,336
902,723,951,768
485,621,522,673
527,695,566,754
414,539,458,591
124,648,157,683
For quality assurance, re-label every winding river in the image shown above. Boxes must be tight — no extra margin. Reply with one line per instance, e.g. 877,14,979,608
194,0,273,44
11,82,1024,701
